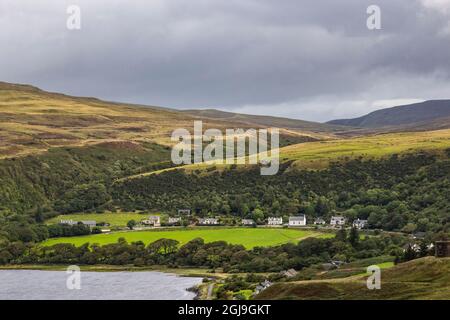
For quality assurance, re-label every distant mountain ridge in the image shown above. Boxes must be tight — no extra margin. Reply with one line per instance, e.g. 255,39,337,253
182,109,348,132
327,100,450,128
0,81,349,158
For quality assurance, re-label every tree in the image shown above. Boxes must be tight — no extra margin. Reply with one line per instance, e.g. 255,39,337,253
348,227,359,247
127,220,136,230
335,228,347,242
403,244,417,262
252,209,264,223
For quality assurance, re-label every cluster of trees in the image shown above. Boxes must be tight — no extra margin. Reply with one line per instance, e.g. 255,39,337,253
0,142,448,269
47,223,93,238
0,212,99,245
0,229,415,271
114,153,450,234
0,141,172,215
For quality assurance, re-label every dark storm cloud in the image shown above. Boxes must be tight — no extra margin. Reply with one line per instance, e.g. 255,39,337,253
1,0,450,121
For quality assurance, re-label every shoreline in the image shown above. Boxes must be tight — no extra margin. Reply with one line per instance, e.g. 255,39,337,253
0,264,226,279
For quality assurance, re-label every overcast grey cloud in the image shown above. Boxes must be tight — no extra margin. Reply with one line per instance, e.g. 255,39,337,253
1,0,450,121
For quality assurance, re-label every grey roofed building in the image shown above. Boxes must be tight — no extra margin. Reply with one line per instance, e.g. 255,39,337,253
81,220,97,228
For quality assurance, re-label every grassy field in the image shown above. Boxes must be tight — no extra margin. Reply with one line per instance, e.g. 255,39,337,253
131,128,450,177
42,228,334,249
46,212,157,227
282,129,450,169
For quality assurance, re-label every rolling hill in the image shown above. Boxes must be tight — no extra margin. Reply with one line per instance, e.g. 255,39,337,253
183,109,349,133
328,100,450,129
125,128,450,176
0,81,344,159
256,257,450,300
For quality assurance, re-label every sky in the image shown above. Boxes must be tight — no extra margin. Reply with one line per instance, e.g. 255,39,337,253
1,0,450,122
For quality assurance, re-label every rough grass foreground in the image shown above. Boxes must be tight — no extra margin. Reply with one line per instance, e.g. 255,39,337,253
42,228,334,249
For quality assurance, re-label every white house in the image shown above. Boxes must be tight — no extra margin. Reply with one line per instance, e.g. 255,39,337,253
198,218,219,225
352,219,367,230
242,219,255,226
267,217,283,226
289,215,306,227
142,215,161,227
60,219,77,226
168,217,181,225
314,218,326,225
330,216,346,227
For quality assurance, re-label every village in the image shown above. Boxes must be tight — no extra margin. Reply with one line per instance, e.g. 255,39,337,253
59,209,368,231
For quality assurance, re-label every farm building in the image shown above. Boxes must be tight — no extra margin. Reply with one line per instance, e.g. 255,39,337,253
352,219,368,229
289,215,306,227
141,216,161,227
330,216,346,227
267,217,283,225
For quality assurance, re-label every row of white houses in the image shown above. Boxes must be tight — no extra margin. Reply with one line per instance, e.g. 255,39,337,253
175,209,367,228
139,215,368,228
269,216,368,229
61,215,368,229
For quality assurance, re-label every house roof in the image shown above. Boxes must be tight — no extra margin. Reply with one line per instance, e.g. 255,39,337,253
289,215,305,221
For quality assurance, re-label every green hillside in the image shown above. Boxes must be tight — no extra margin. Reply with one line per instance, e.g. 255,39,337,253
183,108,348,133
0,81,334,159
256,257,450,300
